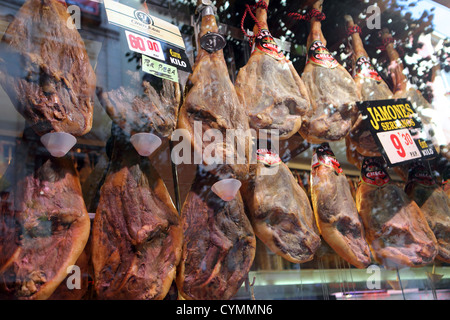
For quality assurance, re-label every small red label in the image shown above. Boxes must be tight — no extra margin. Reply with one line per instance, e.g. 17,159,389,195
407,162,436,187
253,29,285,61
257,149,281,166
354,55,382,83
360,157,391,186
312,143,343,174
307,40,338,69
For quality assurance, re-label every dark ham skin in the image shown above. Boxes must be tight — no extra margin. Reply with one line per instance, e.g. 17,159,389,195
0,130,90,300
176,167,256,300
299,0,360,144
176,2,255,300
235,0,311,140
356,157,438,269
97,77,181,139
344,15,392,157
177,1,251,181
91,130,182,300
405,163,450,263
241,162,320,264
0,0,95,137
310,144,371,269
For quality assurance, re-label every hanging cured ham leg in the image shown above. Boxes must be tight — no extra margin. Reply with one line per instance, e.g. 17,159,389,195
91,127,182,300
296,0,360,143
176,5,256,291
0,129,90,300
310,143,371,269
405,162,450,263
176,167,256,300
241,154,320,264
0,0,95,137
380,28,410,98
96,3,181,148
345,16,393,102
235,0,311,140
344,15,393,157
177,1,251,181
356,157,438,268
380,28,439,151
97,77,180,146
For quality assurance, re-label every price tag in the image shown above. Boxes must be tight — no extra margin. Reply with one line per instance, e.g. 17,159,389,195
357,98,437,167
125,30,165,61
103,0,185,49
376,129,421,165
103,0,192,73
142,55,178,83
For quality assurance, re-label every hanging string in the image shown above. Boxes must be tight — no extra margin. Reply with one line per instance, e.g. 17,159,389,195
240,0,269,46
347,25,362,36
288,8,326,22
377,35,404,56
380,36,396,48
142,0,150,14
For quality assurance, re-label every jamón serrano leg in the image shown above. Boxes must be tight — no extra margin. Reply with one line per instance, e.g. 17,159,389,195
235,0,311,140
176,167,256,300
0,129,90,300
380,28,439,152
241,161,320,264
345,15,393,157
92,128,182,300
0,0,95,137
405,162,450,263
356,157,438,268
177,1,251,180
311,143,371,269
299,0,360,144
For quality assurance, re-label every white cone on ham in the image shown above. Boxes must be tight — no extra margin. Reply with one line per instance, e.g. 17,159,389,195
130,133,162,157
211,179,242,202
40,132,77,158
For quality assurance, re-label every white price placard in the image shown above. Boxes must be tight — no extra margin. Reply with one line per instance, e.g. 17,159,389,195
376,129,422,165
103,0,185,49
125,30,165,61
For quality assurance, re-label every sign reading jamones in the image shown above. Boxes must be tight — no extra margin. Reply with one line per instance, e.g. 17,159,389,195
357,98,437,167
103,0,192,73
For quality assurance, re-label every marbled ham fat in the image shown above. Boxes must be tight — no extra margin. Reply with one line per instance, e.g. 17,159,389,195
0,0,95,136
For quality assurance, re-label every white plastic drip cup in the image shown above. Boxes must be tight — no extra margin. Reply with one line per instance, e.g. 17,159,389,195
40,132,77,158
130,133,162,157
211,178,242,201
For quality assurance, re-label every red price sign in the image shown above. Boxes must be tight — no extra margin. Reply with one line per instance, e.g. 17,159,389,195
377,129,421,165
125,30,165,61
